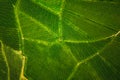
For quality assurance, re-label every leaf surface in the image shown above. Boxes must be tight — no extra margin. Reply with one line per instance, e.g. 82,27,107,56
0,0,120,80
0,41,25,80
0,1,25,80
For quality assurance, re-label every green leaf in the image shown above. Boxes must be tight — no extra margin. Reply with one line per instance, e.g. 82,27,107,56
0,0,120,80
0,1,25,80
0,41,25,80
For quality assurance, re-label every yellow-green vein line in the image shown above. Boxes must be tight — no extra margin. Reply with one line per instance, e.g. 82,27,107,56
67,52,99,80
20,11,57,37
58,0,66,42
0,41,10,80
31,0,59,16
67,30,120,80
14,0,24,51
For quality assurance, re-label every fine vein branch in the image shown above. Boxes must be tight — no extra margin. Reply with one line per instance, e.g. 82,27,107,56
20,11,56,35
67,52,99,80
67,30,120,80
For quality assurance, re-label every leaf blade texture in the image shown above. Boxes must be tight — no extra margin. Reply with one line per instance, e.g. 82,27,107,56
0,0,120,80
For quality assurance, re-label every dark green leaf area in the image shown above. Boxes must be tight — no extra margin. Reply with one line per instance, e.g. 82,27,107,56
63,0,120,41
19,0,59,33
0,1,19,50
24,40,76,80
